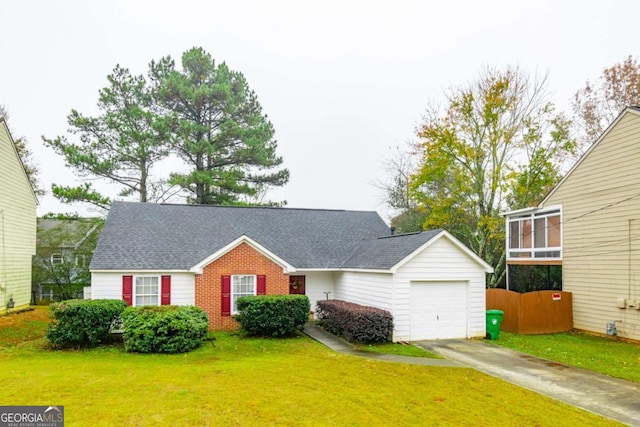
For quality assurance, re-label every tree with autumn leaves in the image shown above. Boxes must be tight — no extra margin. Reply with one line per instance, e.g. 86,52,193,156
406,67,576,287
386,57,640,287
572,55,640,150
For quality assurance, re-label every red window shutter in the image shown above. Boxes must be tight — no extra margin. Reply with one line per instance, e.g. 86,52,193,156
122,275,133,306
257,275,266,295
161,275,171,305
221,275,231,316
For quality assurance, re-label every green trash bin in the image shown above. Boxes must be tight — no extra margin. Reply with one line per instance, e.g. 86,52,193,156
485,309,504,340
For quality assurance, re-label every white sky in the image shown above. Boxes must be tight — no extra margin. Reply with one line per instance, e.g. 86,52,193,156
0,0,637,219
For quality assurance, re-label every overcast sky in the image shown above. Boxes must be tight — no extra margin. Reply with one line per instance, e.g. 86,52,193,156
1,1,638,219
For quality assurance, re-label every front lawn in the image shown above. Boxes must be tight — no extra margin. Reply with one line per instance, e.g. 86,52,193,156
491,331,640,383
0,309,620,426
355,341,442,358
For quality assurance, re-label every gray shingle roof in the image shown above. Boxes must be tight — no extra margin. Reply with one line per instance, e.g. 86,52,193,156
91,201,403,270
341,230,442,269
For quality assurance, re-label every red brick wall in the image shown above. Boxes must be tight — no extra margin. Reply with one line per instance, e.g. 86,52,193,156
195,242,290,330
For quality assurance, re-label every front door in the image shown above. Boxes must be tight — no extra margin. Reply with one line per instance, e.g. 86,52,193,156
289,275,306,295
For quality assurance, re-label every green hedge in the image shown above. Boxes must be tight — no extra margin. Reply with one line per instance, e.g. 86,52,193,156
121,305,209,353
316,300,393,344
236,295,310,337
46,299,126,349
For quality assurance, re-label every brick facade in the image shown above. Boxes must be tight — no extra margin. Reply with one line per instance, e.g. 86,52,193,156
195,242,290,330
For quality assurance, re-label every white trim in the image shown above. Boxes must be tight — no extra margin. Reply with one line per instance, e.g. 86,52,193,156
133,275,160,307
337,268,394,274
231,274,256,315
390,230,494,274
91,269,190,274
541,107,640,205
502,204,562,217
189,235,296,274
505,204,563,262
500,206,540,217
50,253,63,264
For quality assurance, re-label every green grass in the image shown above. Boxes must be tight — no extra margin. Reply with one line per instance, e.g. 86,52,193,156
491,331,640,382
0,309,622,426
355,341,442,358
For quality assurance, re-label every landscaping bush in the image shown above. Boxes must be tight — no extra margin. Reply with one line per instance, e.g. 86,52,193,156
121,305,208,353
316,300,393,344
46,299,126,349
236,295,310,337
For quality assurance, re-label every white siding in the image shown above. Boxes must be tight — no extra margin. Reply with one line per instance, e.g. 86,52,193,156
0,121,36,314
91,272,195,305
544,111,640,340
393,237,487,341
334,271,394,311
302,271,336,312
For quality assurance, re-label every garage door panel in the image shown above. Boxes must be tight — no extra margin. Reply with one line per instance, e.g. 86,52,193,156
410,281,467,340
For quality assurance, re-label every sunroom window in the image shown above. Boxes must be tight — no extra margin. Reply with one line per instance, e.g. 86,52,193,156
506,208,561,261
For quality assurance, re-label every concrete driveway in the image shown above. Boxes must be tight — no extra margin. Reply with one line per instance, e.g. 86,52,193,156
415,339,640,426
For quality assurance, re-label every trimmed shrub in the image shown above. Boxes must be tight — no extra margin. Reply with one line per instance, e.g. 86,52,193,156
236,295,310,337
121,305,209,353
316,300,393,344
46,299,126,349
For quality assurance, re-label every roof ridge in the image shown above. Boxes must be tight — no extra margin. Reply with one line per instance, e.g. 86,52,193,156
377,231,422,239
376,229,442,240
114,200,378,214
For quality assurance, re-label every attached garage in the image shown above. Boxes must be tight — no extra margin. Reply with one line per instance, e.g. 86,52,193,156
409,281,468,340
92,203,491,338
336,230,493,342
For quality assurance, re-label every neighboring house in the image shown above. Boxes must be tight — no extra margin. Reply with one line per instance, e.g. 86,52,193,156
91,201,493,341
33,218,102,302
504,106,640,341
0,117,37,314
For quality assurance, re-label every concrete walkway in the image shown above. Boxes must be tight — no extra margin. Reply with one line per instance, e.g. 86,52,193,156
302,323,464,367
416,339,640,426
303,324,640,426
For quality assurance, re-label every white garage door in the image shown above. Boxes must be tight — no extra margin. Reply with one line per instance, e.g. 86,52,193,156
410,281,467,340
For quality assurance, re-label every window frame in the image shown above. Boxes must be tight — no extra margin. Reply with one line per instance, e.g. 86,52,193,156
231,274,256,315
506,206,562,261
50,253,63,265
75,254,85,267
133,275,160,307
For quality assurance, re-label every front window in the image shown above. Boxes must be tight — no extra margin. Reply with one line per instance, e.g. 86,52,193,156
232,275,256,314
135,276,159,306
50,253,63,264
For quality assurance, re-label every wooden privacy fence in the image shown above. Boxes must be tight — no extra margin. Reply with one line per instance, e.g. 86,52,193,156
486,289,573,334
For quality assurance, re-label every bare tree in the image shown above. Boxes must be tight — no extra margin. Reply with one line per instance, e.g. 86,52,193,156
573,55,640,150
374,145,426,233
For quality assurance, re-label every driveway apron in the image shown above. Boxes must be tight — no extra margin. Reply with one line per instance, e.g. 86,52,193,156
416,339,640,426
